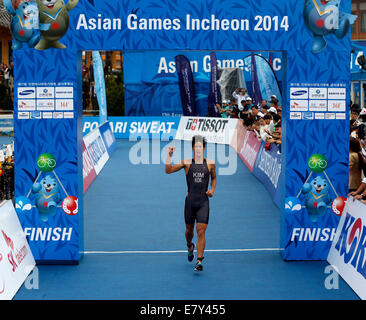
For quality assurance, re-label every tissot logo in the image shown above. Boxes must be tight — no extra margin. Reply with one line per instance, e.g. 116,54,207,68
186,118,229,133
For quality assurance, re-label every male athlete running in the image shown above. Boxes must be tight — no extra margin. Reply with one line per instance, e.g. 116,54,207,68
165,135,216,271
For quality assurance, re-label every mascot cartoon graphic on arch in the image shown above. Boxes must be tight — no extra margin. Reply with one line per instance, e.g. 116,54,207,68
35,0,79,50
3,0,42,49
304,0,357,54
285,154,348,224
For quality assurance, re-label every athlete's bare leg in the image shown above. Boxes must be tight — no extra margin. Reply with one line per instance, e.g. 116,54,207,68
196,223,208,258
185,224,194,249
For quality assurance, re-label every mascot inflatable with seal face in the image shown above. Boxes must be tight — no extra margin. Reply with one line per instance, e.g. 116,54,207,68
35,0,78,49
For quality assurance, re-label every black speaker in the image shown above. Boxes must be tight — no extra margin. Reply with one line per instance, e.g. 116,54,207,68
357,54,366,71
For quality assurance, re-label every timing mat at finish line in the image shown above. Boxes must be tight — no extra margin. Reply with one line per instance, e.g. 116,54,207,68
14,140,358,300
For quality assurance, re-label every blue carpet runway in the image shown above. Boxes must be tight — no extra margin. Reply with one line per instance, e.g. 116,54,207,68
14,140,358,300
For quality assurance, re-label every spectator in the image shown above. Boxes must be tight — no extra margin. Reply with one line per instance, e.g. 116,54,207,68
261,104,270,115
357,108,366,126
244,105,263,127
82,63,89,79
348,177,366,203
267,123,282,149
351,107,361,135
349,137,363,193
261,99,268,109
238,100,250,121
226,99,238,118
268,106,277,114
259,114,273,142
232,88,248,106
3,64,10,88
270,99,279,111
246,97,254,110
216,101,230,118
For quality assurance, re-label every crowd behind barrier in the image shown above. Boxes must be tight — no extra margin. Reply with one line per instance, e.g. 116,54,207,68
220,88,282,151
349,103,366,205
227,89,366,208
0,143,14,201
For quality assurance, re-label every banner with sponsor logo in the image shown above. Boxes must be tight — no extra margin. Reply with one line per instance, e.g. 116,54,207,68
83,117,180,140
328,198,366,300
252,142,283,208
236,127,262,172
207,52,221,117
83,125,109,175
82,140,97,194
92,51,108,124
243,54,283,106
175,116,238,145
82,121,116,194
0,200,35,300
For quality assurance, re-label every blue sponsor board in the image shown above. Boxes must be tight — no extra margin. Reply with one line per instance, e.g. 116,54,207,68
11,0,353,262
83,117,180,140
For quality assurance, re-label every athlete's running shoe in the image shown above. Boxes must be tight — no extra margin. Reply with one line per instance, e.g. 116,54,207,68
188,243,195,262
194,260,203,271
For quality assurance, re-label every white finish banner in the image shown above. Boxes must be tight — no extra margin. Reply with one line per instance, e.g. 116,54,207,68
328,198,366,300
175,116,238,145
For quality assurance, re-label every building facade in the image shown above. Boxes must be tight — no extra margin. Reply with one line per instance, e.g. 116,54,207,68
0,0,11,66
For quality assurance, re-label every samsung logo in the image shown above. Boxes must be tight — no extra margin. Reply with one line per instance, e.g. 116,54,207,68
19,90,35,96
291,90,308,96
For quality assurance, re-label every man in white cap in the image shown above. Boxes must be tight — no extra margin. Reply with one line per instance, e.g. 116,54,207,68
268,106,277,114
246,96,254,110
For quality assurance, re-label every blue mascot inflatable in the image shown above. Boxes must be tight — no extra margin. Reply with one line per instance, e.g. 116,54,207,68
302,175,331,222
4,0,50,50
303,0,357,54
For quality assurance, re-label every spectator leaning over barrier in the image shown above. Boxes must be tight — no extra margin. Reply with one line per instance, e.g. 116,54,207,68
349,137,363,193
244,105,264,128
217,101,230,118
259,114,274,142
252,117,266,139
348,177,366,204
267,122,282,151
226,99,238,118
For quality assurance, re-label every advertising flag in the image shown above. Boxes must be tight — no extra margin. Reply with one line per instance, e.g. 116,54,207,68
92,51,108,124
175,55,197,116
208,52,221,117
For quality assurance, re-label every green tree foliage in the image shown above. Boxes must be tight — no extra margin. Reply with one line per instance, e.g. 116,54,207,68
105,71,124,116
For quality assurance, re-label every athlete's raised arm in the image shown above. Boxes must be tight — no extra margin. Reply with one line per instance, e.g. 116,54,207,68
165,146,185,174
